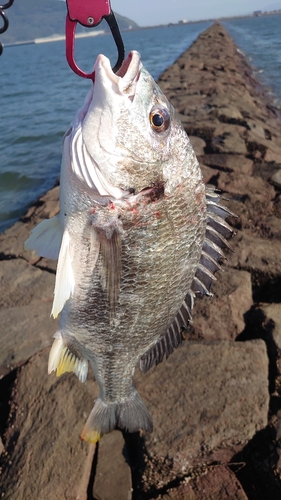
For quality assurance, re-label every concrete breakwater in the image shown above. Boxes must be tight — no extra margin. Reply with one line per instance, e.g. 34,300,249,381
1,22,281,499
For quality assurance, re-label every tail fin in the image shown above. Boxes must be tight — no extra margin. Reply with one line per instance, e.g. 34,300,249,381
81,389,153,444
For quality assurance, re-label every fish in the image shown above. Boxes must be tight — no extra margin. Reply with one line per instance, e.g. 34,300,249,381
25,50,234,443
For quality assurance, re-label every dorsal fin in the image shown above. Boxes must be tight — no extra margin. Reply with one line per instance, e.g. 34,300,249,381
140,291,194,373
140,186,236,373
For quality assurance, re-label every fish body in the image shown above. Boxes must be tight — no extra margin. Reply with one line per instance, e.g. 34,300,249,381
25,51,233,442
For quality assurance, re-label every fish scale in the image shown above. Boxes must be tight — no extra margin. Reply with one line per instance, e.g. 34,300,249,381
25,50,234,443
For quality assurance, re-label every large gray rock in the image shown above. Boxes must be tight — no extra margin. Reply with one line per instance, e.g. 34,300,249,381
0,349,98,500
0,259,57,376
93,431,132,500
0,302,58,377
0,258,54,309
191,268,252,341
159,465,247,500
135,339,269,484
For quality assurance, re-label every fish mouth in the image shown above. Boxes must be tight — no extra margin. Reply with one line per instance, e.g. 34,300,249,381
94,50,141,98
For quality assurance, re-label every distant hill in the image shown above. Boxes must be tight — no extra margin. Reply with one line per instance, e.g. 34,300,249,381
1,0,139,44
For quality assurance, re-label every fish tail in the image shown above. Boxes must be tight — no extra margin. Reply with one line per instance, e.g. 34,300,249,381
81,389,153,444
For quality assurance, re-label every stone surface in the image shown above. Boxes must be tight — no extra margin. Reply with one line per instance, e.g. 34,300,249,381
261,303,281,350
0,302,58,377
190,269,253,341
272,169,281,189
189,136,206,156
0,349,99,500
93,431,132,500
0,258,54,309
136,340,268,479
158,466,248,500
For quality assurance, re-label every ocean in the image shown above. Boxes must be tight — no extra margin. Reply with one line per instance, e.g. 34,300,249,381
0,15,280,233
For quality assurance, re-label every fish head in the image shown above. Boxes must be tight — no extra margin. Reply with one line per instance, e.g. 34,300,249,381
81,50,197,197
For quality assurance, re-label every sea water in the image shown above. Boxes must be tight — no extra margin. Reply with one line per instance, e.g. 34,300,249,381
0,16,280,233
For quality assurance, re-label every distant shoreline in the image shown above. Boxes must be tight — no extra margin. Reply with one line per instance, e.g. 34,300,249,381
3,29,105,48
3,11,281,49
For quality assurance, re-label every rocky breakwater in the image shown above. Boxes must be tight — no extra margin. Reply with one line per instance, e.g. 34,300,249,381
0,22,281,499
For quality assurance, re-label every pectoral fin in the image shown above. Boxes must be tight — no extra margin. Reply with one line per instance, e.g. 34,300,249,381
51,229,75,318
98,229,122,320
92,206,123,322
24,214,62,260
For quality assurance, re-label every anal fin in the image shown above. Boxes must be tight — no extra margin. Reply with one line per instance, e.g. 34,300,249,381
48,333,88,382
140,291,194,373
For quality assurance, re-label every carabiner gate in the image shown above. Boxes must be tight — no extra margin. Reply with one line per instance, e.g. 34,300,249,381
65,0,125,80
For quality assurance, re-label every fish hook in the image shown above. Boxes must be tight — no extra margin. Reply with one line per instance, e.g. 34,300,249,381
65,0,125,80
0,0,14,55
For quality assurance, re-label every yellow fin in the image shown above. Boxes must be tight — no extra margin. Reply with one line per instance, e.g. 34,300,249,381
56,346,76,377
80,429,101,444
48,334,88,382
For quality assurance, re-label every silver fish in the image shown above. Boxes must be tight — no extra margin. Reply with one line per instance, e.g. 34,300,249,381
25,51,234,443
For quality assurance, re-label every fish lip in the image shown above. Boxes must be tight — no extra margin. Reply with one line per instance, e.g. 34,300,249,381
94,50,141,96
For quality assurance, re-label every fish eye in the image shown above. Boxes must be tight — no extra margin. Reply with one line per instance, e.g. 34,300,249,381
149,106,170,133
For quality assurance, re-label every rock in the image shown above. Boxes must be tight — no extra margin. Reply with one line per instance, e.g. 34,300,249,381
271,170,281,189
0,349,99,500
0,301,58,376
260,303,281,350
0,259,54,309
0,437,4,455
211,128,247,155
135,339,269,483
191,269,253,341
198,154,253,176
217,105,244,122
200,164,219,185
93,431,132,500
189,136,206,156
228,231,281,278
158,466,247,500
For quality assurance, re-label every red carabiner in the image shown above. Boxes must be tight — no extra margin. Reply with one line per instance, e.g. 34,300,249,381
67,0,110,27
65,0,124,80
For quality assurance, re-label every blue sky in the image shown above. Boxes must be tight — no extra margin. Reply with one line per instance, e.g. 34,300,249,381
112,1,281,26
